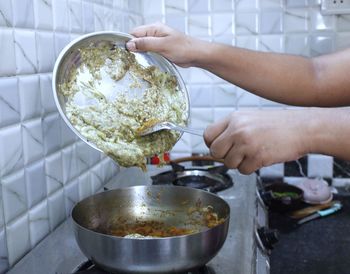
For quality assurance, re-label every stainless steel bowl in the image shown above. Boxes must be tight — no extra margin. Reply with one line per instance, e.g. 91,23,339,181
52,31,190,156
72,185,230,273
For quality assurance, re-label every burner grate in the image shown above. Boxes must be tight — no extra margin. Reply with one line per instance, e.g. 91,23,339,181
151,162,233,193
73,260,215,274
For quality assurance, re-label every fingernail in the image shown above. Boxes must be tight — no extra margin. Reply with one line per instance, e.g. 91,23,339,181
126,41,136,51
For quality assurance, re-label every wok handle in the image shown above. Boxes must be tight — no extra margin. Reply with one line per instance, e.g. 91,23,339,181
170,155,224,164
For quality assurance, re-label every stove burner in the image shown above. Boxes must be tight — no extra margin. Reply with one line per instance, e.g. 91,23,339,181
73,260,215,274
151,162,233,193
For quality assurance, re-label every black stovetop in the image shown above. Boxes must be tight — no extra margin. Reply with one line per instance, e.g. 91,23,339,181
269,191,350,274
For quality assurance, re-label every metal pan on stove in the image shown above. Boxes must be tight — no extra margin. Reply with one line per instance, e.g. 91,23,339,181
71,185,230,273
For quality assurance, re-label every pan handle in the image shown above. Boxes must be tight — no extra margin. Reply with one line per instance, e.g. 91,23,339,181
169,155,224,164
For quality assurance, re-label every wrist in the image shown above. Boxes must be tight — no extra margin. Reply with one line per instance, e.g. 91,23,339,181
189,39,214,68
302,108,334,155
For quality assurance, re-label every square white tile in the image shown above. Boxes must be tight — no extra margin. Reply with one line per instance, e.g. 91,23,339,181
45,152,63,195
60,118,77,147
236,35,259,50
82,1,95,32
68,0,83,32
284,9,309,33
336,15,350,32
0,77,20,127
165,0,186,14
143,0,163,16
93,4,105,31
52,0,69,31
307,154,333,178
285,34,310,56
235,87,261,108
0,229,9,273
310,34,335,57
0,1,13,27
188,15,210,36
260,11,283,34
260,163,284,177
40,74,56,115
28,199,50,247
165,15,186,33
336,32,350,51
6,214,30,266
62,145,79,184
214,108,235,121
189,107,214,129
75,142,92,174
54,32,71,58
260,0,283,9
14,30,38,74
18,75,41,121
172,133,192,153
0,125,23,177
90,166,104,193
212,84,237,107
12,0,35,28
0,29,16,76
259,35,284,52
36,31,55,73
236,12,259,35
1,170,27,224
235,0,258,11
211,0,233,12
33,0,53,30
188,0,209,12
189,85,214,107
64,179,79,216
25,160,47,208
0,190,3,229
22,119,44,165
78,172,91,200
42,113,61,155
48,189,65,230
212,13,234,36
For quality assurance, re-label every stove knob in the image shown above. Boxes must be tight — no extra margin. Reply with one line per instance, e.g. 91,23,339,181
257,227,279,250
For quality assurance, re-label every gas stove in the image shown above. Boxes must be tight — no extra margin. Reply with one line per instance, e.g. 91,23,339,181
151,161,233,192
73,260,215,274
7,163,271,274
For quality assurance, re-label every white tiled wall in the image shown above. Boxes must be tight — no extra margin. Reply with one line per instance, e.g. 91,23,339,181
1,0,350,272
0,0,142,272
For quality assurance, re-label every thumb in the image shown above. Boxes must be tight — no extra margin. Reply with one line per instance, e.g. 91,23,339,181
126,37,164,53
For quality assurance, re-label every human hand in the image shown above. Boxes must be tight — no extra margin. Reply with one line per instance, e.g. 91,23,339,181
204,110,313,174
126,22,203,67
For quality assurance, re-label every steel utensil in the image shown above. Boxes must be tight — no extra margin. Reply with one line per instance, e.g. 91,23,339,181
52,31,190,155
138,121,203,136
72,185,230,273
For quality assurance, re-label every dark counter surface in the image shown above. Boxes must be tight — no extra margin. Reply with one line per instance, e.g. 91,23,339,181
270,191,350,274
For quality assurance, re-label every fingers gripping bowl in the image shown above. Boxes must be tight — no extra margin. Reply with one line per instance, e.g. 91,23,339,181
52,31,190,169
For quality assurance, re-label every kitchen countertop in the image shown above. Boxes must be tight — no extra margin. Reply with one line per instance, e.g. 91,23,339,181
8,166,257,274
269,191,350,274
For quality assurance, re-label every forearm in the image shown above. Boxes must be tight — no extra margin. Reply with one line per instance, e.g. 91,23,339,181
192,40,350,107
306,108,350,159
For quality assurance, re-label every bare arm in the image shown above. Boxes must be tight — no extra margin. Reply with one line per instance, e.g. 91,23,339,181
203,107,350,174
127,23,350,107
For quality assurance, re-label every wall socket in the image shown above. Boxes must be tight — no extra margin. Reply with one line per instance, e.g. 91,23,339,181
321,0,350,15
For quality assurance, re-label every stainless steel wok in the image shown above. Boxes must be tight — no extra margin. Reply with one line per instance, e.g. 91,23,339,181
72,185,230,273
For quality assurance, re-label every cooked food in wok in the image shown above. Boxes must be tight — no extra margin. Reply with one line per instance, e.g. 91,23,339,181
105,205,225,238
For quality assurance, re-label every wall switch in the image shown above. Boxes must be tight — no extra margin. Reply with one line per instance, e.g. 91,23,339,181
321,0,350,15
